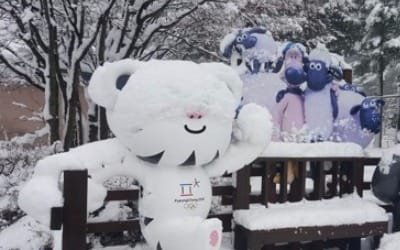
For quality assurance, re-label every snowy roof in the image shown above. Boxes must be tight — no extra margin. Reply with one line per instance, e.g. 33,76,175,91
261,142,366,158
233,195,388,230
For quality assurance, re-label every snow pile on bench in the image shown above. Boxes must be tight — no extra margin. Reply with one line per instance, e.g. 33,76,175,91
262,142,365,158
233,195,387,230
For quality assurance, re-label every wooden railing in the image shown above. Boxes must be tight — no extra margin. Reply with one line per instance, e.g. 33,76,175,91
50,170,234,250
234,157,381,210
233,157,387,250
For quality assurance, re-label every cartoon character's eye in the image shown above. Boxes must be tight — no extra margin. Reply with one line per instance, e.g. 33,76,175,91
242,33,247,40
362,102,369,109
309,62,316,70
315,63,322,71
236,36,243,43
370,100,377,108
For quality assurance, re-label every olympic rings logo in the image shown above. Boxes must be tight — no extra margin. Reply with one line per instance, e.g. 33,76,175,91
183,202,197,210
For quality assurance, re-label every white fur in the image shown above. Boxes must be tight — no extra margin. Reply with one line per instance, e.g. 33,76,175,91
19,60,272,250
88,59,142,109
304,85,334,141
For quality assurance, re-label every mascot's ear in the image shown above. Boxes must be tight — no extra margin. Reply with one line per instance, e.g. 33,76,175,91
273,56,284,73
200,62,242,103
247,27,266,34
302,56,310,65
220,30,241,59
88,59,142,109
350,104,362,116
303,63,309,73
376,99,385,107
222,41,235,58
329,65,343,81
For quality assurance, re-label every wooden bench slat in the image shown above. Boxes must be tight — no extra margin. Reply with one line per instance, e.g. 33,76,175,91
234,165,251,209
87,219,140,233
267,162,277,203
327,161,339,198
279,161,288,203
261,161,269,206
212,186,234,196
105,190,139,201
311,161,325,200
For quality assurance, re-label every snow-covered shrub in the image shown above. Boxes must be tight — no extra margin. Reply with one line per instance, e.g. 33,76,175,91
0,141,55,231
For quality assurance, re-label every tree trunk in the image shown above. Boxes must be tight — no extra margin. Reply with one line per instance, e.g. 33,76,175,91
99,107,110,139
378,54,385,147
47,80,60,144
88,102,99,142
397,85,400,143
46,7,60,144
63,65,81,151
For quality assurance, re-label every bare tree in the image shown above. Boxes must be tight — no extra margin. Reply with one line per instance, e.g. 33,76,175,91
0,0,215,150
84,0,216,142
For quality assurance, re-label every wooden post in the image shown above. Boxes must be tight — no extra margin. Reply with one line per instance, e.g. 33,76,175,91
343,69,352,83
280,161,289,203
290,161,306,202
311,161,325,200
62,170,88,250
234,165,251,209
352,160,364,197
268,162,278,203
261,161,270,206
327,161,339,198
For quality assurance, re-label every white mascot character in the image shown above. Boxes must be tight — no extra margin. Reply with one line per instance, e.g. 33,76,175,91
18,60,272,250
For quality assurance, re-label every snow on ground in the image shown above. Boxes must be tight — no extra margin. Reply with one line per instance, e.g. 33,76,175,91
0,216,52,250
262,141,365,158
95,233,234,250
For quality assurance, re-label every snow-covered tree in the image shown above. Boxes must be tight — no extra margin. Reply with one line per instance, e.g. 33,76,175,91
0,0,216,150
355,0,400,146
321,0,364,56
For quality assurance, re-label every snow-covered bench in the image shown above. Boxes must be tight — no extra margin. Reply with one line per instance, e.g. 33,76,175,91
232,152,389,250
49,170,234,250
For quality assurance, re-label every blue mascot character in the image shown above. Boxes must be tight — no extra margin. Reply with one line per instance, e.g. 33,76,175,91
220,27,286,113
350,98,385,134
303,47,344,141
18,60,273,250
303,47,384,147
339,83,367,97
372,154,400,232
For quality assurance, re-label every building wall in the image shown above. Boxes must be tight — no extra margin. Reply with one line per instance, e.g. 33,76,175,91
0,84,46,141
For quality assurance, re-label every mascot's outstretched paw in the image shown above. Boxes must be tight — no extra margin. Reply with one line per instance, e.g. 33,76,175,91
18,176,62,226
234,103,272,147
87,179,107,213
196,218,222,250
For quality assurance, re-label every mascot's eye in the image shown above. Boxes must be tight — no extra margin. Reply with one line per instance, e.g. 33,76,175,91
236,36,243,43
315,63,322,71
362,102,369,109
242,33,247,40
309,62,316,70
370,100,377,108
